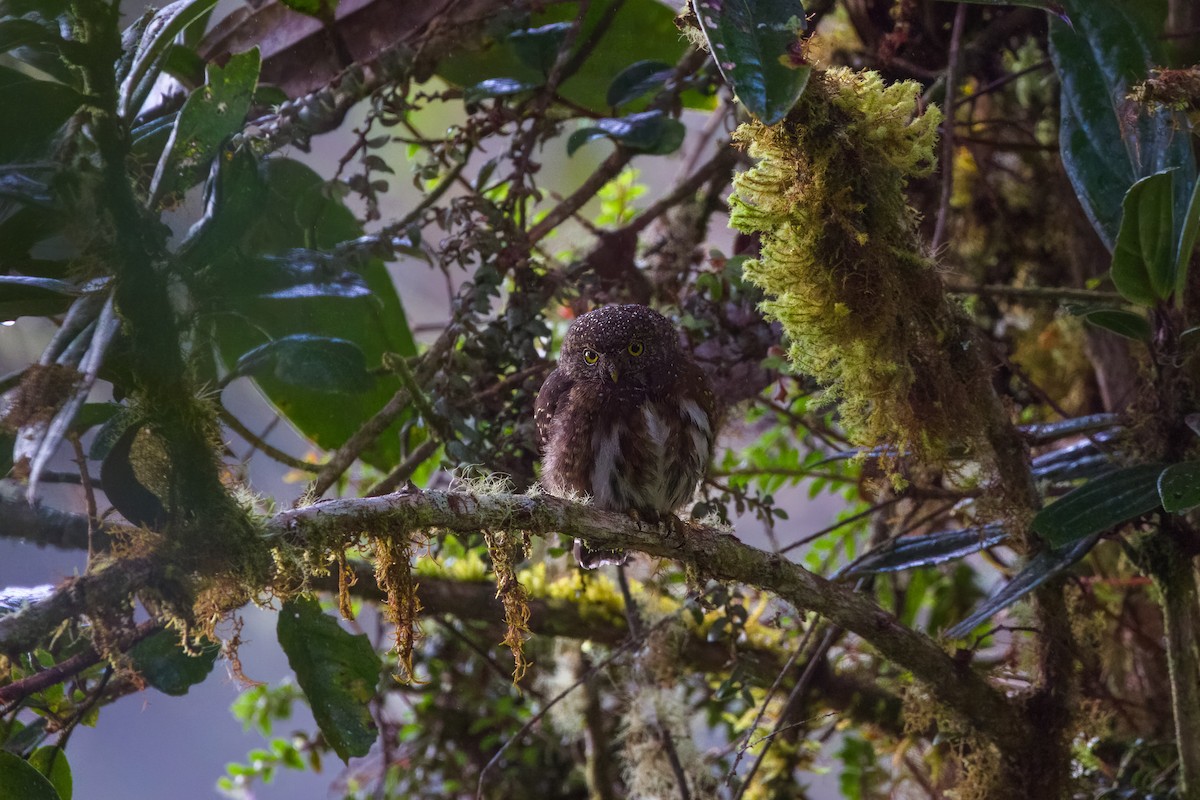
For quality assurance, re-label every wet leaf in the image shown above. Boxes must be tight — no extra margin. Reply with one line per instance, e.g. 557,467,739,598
945,533,1101,638
606,59,673,107
129,630,219,696
567,110,685,155
1050,0,1194,250
0,752,60,800
836,525,1010,579
277,596,380,762
1111,170,1176,305
695,0,810,125
1158,461,1200,513
1083,308,1152,340
233,335,374,394
1032,463,1165,547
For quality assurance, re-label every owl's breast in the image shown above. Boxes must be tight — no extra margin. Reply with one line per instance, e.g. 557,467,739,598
542,383,713,515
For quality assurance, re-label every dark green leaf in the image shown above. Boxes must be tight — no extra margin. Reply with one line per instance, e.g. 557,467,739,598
252,246,381,300
0,170,53,207
1158,461,1200,513
463,78,539,104
1175,174,1200,298
437,0,704,113
210,158,415,469
508,22,571,74
278,0,336,21
176,144,268,270
606,60,673,107
0,276,78,321
945,533,1101,638
1050,0,1195,250
0,751,61,800
27,748,70,800
151,48,261,201
1111,170,1176,305
0,66,83,162
98,420,168,529
835,525,1009,579
567,110,685,155
277,596,380,762
233,335,374,393
129,630,219,696
120,0,220,119
1031,463,1165,547
1019,413,1120,443
0,18,61,54
695,0,810,125
1083,308,1152,340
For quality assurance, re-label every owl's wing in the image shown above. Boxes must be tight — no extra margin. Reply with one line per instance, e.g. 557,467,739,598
534,367,572,449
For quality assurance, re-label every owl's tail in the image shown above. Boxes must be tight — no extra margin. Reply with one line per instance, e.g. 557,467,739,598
573,539,629,569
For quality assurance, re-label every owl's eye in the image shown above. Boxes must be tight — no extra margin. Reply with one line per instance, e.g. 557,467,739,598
583,349,599,365
627,341,644,356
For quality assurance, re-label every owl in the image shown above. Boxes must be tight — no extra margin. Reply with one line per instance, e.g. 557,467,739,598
535,304,718,568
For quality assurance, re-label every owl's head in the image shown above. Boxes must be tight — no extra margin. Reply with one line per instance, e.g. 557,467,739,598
559,304,678,389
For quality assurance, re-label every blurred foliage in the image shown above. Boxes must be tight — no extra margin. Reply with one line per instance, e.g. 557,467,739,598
4,0,1200,798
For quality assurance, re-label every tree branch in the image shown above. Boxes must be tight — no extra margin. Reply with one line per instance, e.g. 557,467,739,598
266,489,1024,747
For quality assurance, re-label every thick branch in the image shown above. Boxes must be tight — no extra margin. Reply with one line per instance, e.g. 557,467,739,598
269,489,1024,747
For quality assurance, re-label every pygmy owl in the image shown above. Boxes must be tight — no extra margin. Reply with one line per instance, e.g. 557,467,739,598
535,304,718,568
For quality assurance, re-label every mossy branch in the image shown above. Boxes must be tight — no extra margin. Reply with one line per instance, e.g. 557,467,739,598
265,490,1022,746
2,489,1026,748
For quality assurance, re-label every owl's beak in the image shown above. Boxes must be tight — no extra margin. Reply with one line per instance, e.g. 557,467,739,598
606,361,619,383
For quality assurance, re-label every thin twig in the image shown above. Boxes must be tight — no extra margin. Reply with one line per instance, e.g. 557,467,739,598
366,439,441,497
779,498,903,555
69,435,98,567
475,615,675,800
219,408,317,474
931,3,966,254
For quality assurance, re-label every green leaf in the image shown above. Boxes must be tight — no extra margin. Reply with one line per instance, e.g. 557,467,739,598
437,0,705,114
27,748,70,800
1031,463,1166,548
129,630,220,696
1158,462,1200,513
1175,174,1200,299
278,0,336,21
695,0,811,125
0,66,83,162
835,525,1009,579
944,533,1101,639
150,48,261,202
233,335,373,393
463,77,539,104
1111,170,1176,305
567,110,685,156
1082,308,1152,340
277,596,380,762
0,276,78,322
1049,0,1195,250
508,22,571,74
175,143,268,271
0,751,61,800
210,158,415,469
606,60,673,107
120,0,220,119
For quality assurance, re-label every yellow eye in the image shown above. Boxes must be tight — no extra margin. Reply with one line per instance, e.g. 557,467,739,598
583,349,599,365
628,341,644,356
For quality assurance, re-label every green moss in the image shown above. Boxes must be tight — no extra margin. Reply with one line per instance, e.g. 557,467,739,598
730,67,992,462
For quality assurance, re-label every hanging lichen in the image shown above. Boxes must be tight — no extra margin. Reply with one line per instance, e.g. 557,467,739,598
483,529,532,682
730,67,993,466
372,532,423,683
